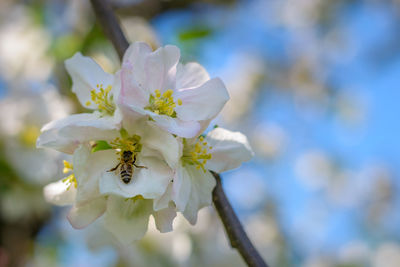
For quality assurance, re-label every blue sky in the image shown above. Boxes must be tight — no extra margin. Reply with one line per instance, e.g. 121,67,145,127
152,0,400,261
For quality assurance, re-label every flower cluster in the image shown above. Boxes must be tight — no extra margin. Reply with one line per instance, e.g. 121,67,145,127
37,42,253,244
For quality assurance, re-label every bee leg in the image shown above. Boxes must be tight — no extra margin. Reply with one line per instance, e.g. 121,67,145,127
133,164,148,169
107,163,121,172
132,155,148,169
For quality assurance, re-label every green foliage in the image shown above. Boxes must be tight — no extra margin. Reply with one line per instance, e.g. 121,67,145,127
91,140,113,153
178,27,212,41
51,34,82,61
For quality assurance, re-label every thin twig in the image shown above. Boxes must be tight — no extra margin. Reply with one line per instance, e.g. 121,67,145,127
212,172,268,267
90,0,129,59
89,1,268,266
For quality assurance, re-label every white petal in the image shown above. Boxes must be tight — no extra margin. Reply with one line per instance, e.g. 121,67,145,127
154,182,173,211
172,164,192,212
120,105,185,169
151,113,201,138
103,195,152,244
99,156,173,199
205,127,254,173
198,118,213,136
175,78,229,121
138,121,181,168
120,99,201,139
153,204,176,233
182,166,216,225
118,103,149,134
43,179,76,206
73,146,116,204
67,197,107,229
65,52,114,108
145,45,180,93
176,62,210,89
37,113,120,154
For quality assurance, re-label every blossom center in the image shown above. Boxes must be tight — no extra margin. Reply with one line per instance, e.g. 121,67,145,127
145,89,182,117
182,136,212,172
110,134,142,157
62,160,77,190
85,84,115,115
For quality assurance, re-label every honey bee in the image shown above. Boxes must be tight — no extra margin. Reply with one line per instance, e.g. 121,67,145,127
107,150,147,184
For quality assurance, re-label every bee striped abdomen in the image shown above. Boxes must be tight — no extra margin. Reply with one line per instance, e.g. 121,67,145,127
120,163,133,184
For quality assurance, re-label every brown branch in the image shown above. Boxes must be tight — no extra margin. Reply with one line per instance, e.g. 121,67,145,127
89,1,268,266
212,172,268,267
90,0,129,59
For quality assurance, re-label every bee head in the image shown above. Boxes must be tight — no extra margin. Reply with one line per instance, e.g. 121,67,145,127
122,150,133,157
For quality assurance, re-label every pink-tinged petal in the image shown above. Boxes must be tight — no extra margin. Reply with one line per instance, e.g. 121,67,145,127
182,166,216,225
119,62,149,108
175,78,229,121
151,114,201,138
172,164,192,212
43,179,76,206
67,197,107,229
205,127,254,173
145,45,180,93
37,113,120,154
153,204,176,233
122,42,153,89
176,62,210,89
99,156,173,199
65,53,114,109
103,195,152,244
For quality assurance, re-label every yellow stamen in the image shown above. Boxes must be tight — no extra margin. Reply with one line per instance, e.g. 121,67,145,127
163,89,173,98
85,84,115,115
109,134,142,157
62,160,77,190
63,160,73,174
181,137,213,172
144,89,182,117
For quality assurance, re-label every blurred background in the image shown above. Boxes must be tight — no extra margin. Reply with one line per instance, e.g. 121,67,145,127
1,0,400,266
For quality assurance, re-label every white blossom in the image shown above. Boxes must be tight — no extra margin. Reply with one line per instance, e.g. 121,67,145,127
119,42,230,138
157,127,254,224
38,42,253,243
37,52,122,154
